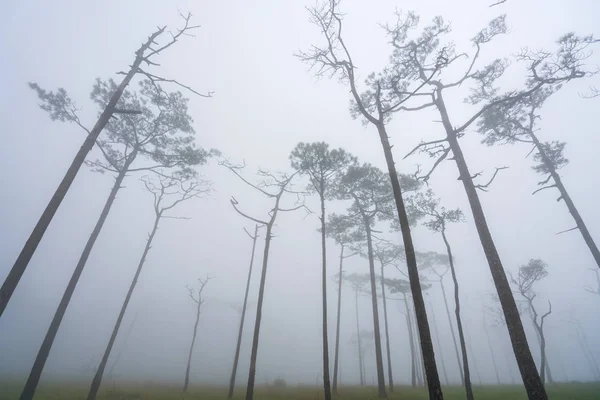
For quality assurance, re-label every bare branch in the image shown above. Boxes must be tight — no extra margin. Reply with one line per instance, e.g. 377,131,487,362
230,197,269,225
473,166,508,191
532,184,557,195
556,226,579,235
416,147,451,182
403,137,449,159
489,0,507,7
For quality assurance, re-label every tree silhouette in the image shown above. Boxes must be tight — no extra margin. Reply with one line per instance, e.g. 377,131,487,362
298,3,444,397
290,142,356,400
342,273,371,386
20,79,212,400
1,12,210,320
184,275,212,392
408,189,473,398
88,175,209,399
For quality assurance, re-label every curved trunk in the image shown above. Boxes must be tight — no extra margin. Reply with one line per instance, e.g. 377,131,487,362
441,229,474,399
332,245,345,393
87,211,161,400
436,89,545,399
530,132,600,270
184,294,202,392
375,123,442,399
428,303,449,385
363,218,387,398
439,280,464,384
319,194,332,400
403,296,417,387
355,288,364,386
228,225,259,399
20,154,135,400
0,34,158,317
379,265,394,392
528,306,554,384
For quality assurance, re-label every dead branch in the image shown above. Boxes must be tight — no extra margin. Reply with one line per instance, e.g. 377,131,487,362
473,166,508,191
489,0,507,7
416,147,451,182
230,197,269,225
403,137,448,159
532,184,557,195
556,226,579,235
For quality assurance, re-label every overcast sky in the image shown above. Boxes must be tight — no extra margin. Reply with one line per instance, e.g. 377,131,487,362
1,0,599,390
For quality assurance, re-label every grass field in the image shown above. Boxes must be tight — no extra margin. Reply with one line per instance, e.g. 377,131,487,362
1,382,599,400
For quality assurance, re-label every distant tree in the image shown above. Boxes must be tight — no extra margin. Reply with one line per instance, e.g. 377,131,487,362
408,189,473,398
342,273,371,385
510,259,553,385
383,13,595,398
1,13,210,320
584,269,600,297
88,175,209,400
298,3,444,397
481,313,502,385
427,302,449,385
20,78,213,400
222,162,307,400
228,224,263,399
324,213,363,392
477,87,600,271
567,318,600,380
184,275,212,392
372,240,405,392
290,142,356,400
350,329,375,383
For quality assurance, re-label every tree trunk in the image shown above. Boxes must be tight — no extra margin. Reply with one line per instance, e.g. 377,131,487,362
375,123,442,399
437,90,545,399
0,31,161,317
332,245,345,393
20,154,135,400
403,296,417,387
319,194,332,400
363,218,387,398
528,306,554,385
428,303,449,385
482,317,501,385
87,211,161,400
355,288,365,386
246,208,278,400
379,264,394,392
466,330,482,385
184,293,202,392
530,132,600,270
439,280,464,384
228,225,259,399
441,229,474,399
575,326,600,380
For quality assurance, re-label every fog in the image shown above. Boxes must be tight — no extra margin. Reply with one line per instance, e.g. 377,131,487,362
1,0,599,394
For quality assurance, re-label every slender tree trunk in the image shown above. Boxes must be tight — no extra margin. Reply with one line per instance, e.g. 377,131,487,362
403,296,417,387
439,280,464,384
20,154,136,400
319,194,332,400
355,288,365,386
332,245,345,393
87,211,161,400
482,317,501,385
530,132,600,270
363,218,387,398
466,330,482,385
437,92,545,400
375,123,442,399
246,210,278,400
428,303,449,386
228,225,259,399
441,229,474,399
379,264,394,392
528,306,554,384
184,293,202,392
107,311,139,379
0,31,161,318
575,326,600,379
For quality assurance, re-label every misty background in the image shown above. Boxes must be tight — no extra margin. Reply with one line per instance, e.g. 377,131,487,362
1,0,599,388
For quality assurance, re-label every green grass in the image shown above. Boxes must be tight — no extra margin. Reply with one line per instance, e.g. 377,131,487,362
1,382,599,399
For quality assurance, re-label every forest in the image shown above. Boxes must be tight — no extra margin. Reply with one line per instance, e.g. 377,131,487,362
0,0,599,399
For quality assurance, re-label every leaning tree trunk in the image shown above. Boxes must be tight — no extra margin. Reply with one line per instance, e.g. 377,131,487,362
436,90,546,399
87,210,161,400
228,225,259,399
482,317,501,385
379,265,394,392
184,288,202,392
318,193,332,400
355,288,365,386
362,217,387,398
20,153,136,400
0,31,161,318
438,279,464,384
246,207,279,400
441,229,474,399
332,245,345,393
428,302,449,385
530,132,600,270
403,295,417,387
375,122,443,399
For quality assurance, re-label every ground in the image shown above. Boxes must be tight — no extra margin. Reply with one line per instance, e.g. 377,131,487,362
1,382,599,399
